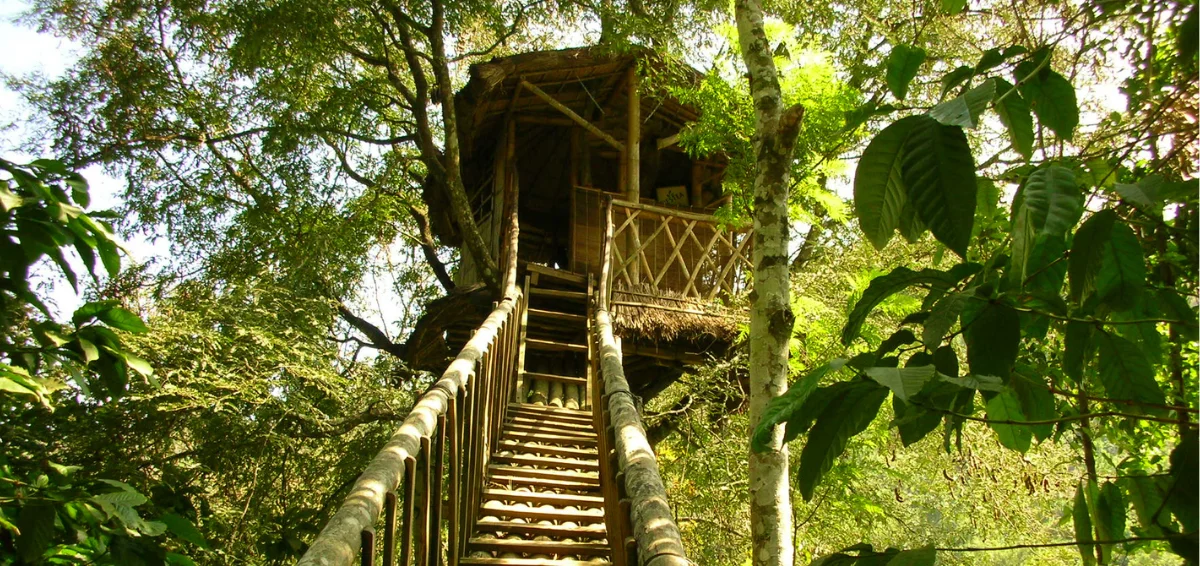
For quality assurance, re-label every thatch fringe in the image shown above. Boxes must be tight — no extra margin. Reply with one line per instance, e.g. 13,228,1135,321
609,283,742,345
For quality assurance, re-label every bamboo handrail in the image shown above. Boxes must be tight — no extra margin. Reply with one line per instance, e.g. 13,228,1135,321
296,284,522,566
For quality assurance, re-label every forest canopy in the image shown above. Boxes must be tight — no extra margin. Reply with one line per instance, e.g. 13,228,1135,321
0,0,1196,564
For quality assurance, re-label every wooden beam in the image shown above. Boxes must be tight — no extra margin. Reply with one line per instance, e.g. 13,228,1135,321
656,132,680,150
519,79,623,151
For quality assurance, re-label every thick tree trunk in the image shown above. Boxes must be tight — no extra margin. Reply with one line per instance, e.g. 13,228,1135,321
734,1,804,565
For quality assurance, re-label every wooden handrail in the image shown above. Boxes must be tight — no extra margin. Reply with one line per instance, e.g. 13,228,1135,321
611,198,747,229
593,306,691,566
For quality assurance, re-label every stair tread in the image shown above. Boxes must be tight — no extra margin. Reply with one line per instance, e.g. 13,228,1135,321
508,406,594,423
474,520,607,538
498,440,596,458
502,431,597,447
468,537,611,554
527,308,587,323
526,338,588,353
478,502,605,521
527,264,588,285
489,465,600,483
504,423,594,438
507,415,594,431
488,474,602,492
484,488,604,505
493,453,600,471
521,371,587,386
460,559,611,566
511,403,592,417
529,288,588,300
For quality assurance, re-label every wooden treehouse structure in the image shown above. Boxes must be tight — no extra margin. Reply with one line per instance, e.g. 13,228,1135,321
299,48,751,566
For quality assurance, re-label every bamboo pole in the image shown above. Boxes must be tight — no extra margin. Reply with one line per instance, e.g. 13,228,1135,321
519,79,624,150
625,66,641,286
593,307,690,566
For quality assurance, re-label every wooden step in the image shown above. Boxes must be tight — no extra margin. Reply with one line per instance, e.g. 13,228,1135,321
527,308,587,323
507,410,594,428
508,415,595,432
521,371,587,386
509,405,594,424
529,287,588,300
526,338,588,353
489,465,600,485
502,431,597,447
497,440,596,460
459,558,611,566
483,488,604,507
477,502,605,523
493,453,600,472
488,473,601,493
473,520,607,539
527,264,588,285
468,538,611,556
505,423,594,439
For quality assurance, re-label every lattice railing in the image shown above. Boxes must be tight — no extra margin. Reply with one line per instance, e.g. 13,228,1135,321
607,198,751,301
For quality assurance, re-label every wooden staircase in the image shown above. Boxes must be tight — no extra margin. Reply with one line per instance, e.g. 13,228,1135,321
461,268,614,566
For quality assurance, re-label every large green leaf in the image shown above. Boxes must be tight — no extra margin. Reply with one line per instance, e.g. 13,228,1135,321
16,503,56,563
1122,474,1166,536
854,116,924,250
1009,165,1083,286
1096,481,1126,561
1168,430,1198,533
1095,330,1166,409
1074,483,1098,566
993,78,1035,159
887,546,936,566
985,389,1032,452
930,79,995,128
161,513,210,549
97,306,150,334
1010,373,1055,441
922,291,970,349
842,266,958,345
1069,210,1117,304
1158,288,1200,340
887,45,926,100
900,117,977,258
1064,320,1094,383
797,381,889,500
1095,221,1145,312
1015,61,1079,140
963,300,1020,379
864,365,936,401
751,361,843,453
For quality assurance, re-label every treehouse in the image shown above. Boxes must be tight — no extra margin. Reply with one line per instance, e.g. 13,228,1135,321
299,48,750,566
417,47,751,398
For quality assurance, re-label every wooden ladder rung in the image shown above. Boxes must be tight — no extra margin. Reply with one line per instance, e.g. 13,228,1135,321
525,338,588,353
472,520,608,539
526,308,587,323
521,371,587,386
459,558,612,566
488,465,600,484
529,287,588,300
467,538,611,556
483,488,605,506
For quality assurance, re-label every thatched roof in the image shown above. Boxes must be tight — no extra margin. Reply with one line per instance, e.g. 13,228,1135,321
609,283,743,347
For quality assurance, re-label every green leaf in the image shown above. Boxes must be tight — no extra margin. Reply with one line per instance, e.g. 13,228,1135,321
1157,288,1199,340
975,48,1005,73
886,546,935,566
854,116,924,250
985,389,1032,452
94,490,149,507
1069,210,1117,304
1010,373,1055,441
1074,483,1098,566
161,513,209,548
875,329,917,357
865,365,937,402
751,361,844,453
97,306,150,334
939,65,975,98
1010,165,1083,286
1168,430,1198,533
930,79,994,128
900,117,977,258
78,338,100,363
1063,320,1093,383
73,299,119,326
1095,330,1166,409
842,266,958,346
887,45,927,100
923,291,969,349
993,78,1035,159
941,0,967,15
0,184,24,211
963,301,1020,379
797,381,889,500
1095,221,1145,311
897,199,926,243
1114,176,1164,214
1096,481,1126,559
1122,475,1166,536
16,503,56,563
166,552,198,566
1015,61,1079,140
97,237,120,277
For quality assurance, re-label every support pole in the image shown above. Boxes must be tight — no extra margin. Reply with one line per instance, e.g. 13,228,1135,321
625,65,642,285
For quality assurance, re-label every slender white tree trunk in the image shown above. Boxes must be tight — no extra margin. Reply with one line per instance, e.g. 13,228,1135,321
734,1,804,565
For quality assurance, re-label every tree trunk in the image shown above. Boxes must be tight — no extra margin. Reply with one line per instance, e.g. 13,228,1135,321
734,1,804,565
